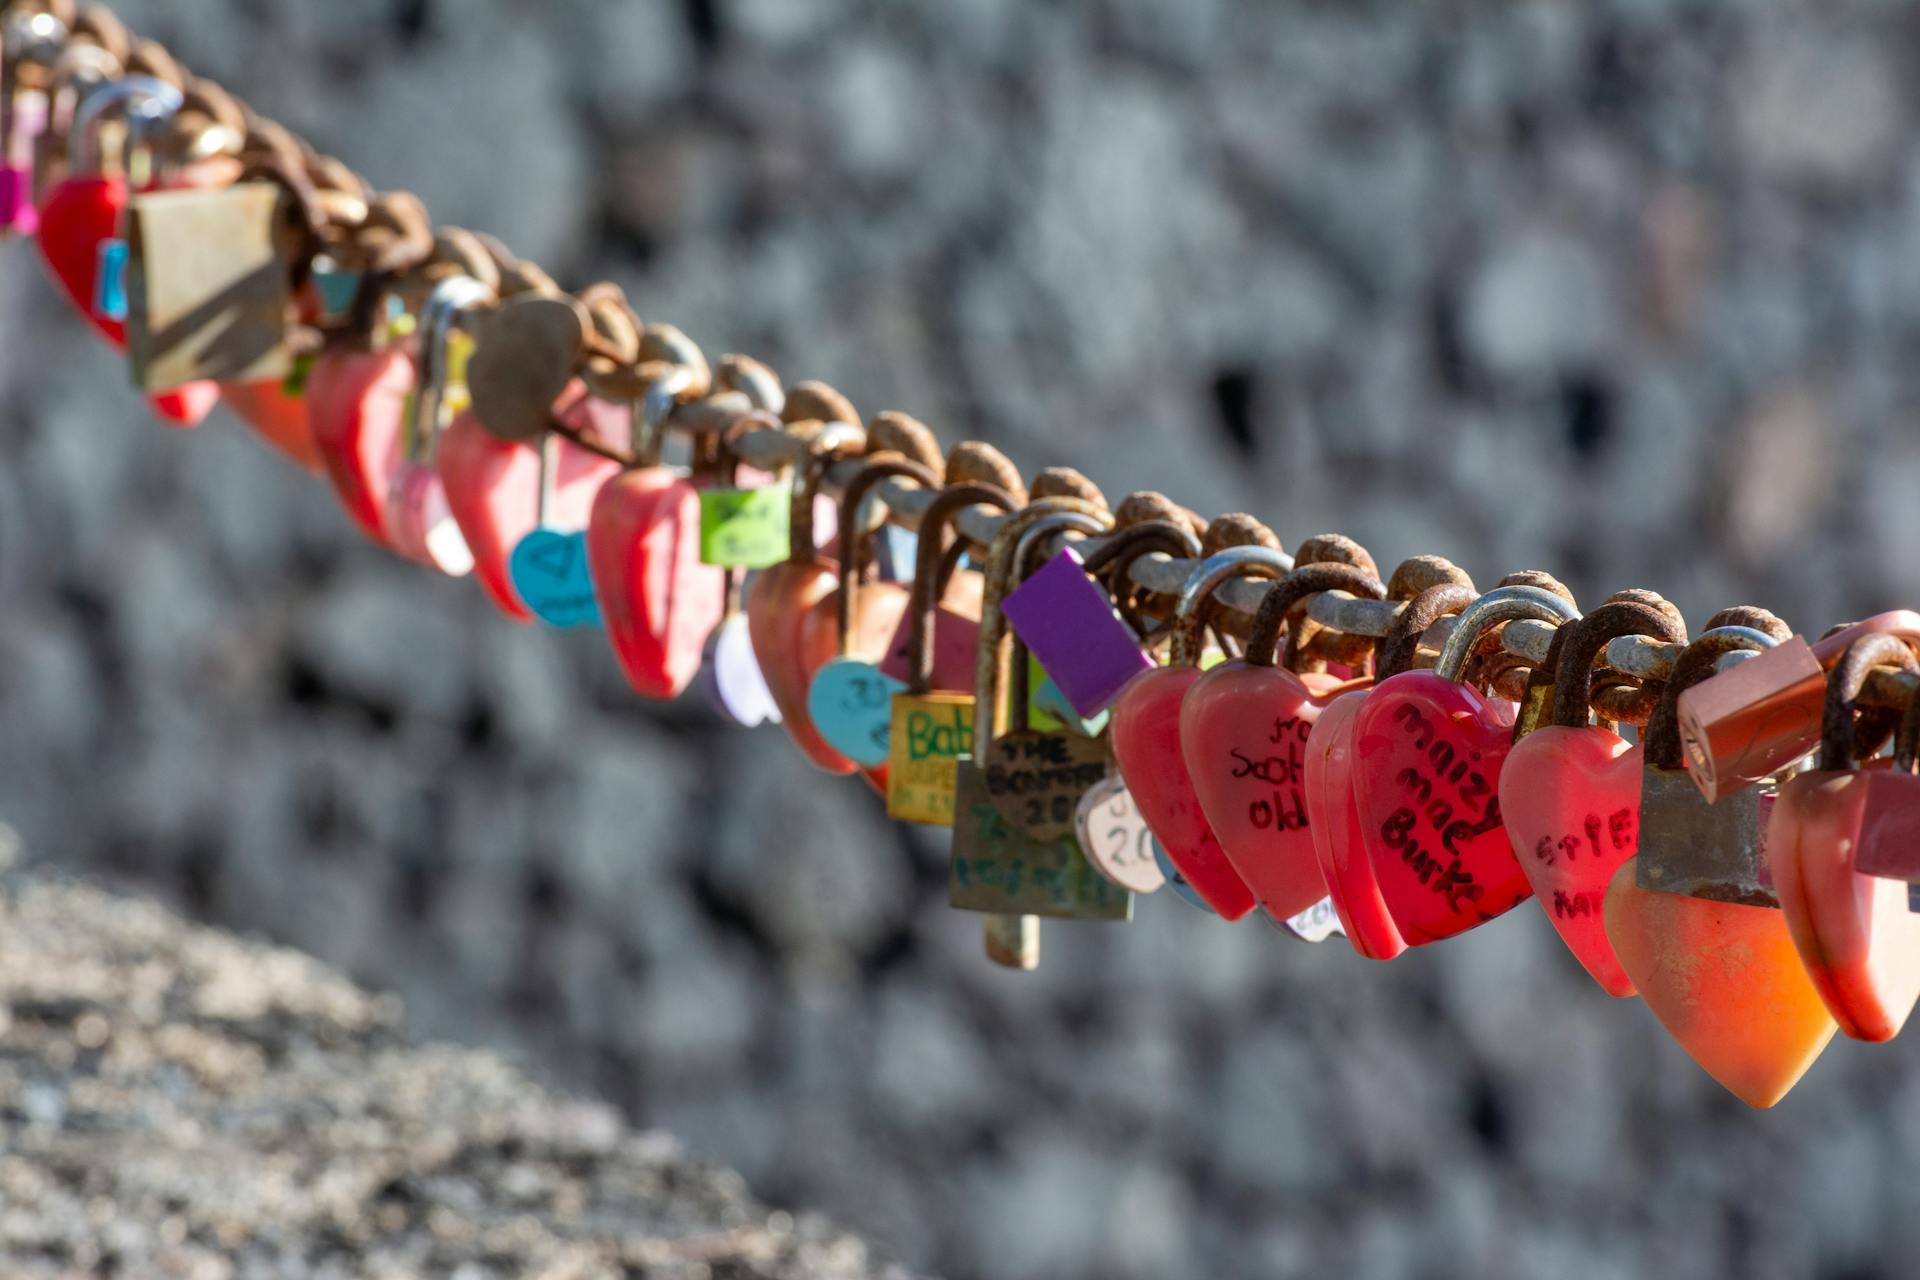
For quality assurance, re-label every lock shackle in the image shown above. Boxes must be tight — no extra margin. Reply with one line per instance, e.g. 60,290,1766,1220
1012,508,1108,586
976,499,1110,738
904,482,1015,695
999,507,1112,735
66,73,177,177
1168,547,1293,667
1646,625,1781,770
1817,634,1918,772
402,273,495,463
1079,519,1201,639
627,364,698,470
1547,601,1688,730
834,455,938,656
1245,564,1385,670
1432,586,1580,684
775,420,862,560
1379,583,1475,679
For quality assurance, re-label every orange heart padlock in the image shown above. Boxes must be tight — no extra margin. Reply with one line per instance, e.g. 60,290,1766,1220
1499,601,1687,995
744,396,869,769
1182,562,1384,923
1770,632,1920,1042
1111,545,1296,921
1606,633,1839,1108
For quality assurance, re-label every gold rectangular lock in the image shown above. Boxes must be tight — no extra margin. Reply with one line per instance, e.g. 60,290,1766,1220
126,182,293,390
886,692,973,825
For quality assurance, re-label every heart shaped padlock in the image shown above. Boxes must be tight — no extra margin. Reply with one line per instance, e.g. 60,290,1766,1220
1350,584,1579,946
587,372,725,699
1499,601,1687,995
1111,545,1298,921
1182,563,1385,923
1770,632,1920,1042
438,391,625,622
1607,631,1840,1107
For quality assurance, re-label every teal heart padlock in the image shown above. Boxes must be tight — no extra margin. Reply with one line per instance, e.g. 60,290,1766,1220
508,435,602,628
808,455,940,767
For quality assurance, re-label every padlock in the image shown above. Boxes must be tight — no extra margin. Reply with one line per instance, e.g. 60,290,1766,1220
1110,545,1296,920
1348,584,1580,946
35,75,179,342
586,369,726,700
1769,633,1920,1041
949,506,1129,949
439,387,626,623
1605,626,1840,1107
504,432,606,628
1636,626,1788,904
1181,562,1385,923
1002,542,1154,720
745,402,869,767
1498,601,1686,995
884,482,1016,823
379,276,492,575
702,573,782,727
1677,610,1920,802
806,454,941,772
124,149,295,390
1073,774,1165,895
873,449,1006,692
1852,680,1920,891
0,8,67,235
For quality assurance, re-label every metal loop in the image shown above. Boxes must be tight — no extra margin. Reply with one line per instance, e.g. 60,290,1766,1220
1432,585,1580,683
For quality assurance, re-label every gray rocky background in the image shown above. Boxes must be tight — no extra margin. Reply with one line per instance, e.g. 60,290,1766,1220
0,865,916,1279
3,1,1920,1277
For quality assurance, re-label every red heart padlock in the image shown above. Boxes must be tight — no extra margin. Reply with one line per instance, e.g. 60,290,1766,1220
588,456,725,699
438,389,626,622
1770,633,1920,1042
1305,687,1404,959
306,344,413,544
1351,585,1579,946
1304,578,1476,960
1182,563,1384,922
36,79,222,426
1500,601,1687,995
1112,546,1296,921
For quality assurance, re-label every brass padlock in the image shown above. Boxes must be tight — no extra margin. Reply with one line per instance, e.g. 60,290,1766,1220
126,177,294,388
886,482,1013,826
1638,626,1789,906
950,505,1131,929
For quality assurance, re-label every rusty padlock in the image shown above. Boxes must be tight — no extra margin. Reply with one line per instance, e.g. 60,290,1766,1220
1637,626,1788,904
950,507,1130,949
1677,610,1920,803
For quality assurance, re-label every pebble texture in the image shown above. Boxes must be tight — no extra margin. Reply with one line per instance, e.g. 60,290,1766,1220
0,865,914,1279
4,2,1920,1278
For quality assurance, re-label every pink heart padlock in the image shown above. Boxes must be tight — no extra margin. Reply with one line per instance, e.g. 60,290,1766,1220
1499,601,1687,995
1182,563,1385,923
1351,584,1579,946
1771,632,1920,1042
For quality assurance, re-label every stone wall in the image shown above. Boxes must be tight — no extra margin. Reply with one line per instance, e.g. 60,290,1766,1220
5,2,1920,1277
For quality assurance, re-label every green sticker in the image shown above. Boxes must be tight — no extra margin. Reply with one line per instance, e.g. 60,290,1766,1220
1026,653,1107,737
699,486,792,568
280,351,317,398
